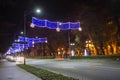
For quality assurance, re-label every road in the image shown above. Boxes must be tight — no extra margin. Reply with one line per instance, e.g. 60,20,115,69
26,59,120,80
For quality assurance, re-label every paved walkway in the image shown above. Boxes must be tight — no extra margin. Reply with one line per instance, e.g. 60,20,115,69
0,59,42,80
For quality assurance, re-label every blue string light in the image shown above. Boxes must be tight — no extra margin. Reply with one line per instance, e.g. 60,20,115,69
47,21,58,29
39,37,47,43
32,17,46,27
32,17,81,30
18,36,47,43
59,22,69,30
70,22,80,29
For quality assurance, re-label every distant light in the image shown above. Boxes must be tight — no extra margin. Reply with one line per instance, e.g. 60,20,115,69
45,40,47,43
86,41,88,43
20,31,24,35
30,23,35,28
15,39,20,42
58,52,61,54
15,40,17,42
56,27,60,32
17,39,20,42
59,22,62,25
32,41,35,44
84,49,88,56
89,40,91,43
71,50,75,56
78,27,82,31
35,36,38,38
57,48,60,51
70,43,75,46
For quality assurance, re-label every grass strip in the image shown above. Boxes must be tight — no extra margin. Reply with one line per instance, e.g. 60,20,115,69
70,55,120,60
27,56,55,59
17,64,78,80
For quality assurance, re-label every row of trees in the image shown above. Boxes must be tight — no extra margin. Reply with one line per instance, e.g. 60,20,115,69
65,0,120,55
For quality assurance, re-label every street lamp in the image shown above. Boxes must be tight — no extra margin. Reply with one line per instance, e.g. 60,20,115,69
85,40,91,56
68,28,82,55
56,26,82,57
20,31,24,35
23,8,41,65
36,9,41,13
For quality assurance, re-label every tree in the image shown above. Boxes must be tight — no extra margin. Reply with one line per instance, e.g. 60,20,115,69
66,1,119,55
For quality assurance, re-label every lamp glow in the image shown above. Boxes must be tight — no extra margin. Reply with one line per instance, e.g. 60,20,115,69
56,27,60,32
36,9,41,13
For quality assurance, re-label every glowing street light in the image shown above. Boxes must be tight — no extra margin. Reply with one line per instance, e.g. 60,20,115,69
85,40,91,56
36,9,41,13
20,31,24,35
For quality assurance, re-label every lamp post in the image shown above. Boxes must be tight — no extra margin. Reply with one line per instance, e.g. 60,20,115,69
23,8,41,65
68,27,82,57
68,30,71,49
56,24,82,58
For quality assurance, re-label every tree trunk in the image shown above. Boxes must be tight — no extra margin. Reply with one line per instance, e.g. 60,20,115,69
110,44,114,54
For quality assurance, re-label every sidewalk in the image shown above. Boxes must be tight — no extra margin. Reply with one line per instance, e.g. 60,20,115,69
0,59,42,80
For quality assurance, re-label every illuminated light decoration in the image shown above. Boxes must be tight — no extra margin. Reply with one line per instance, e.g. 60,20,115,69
39,37,47,43
18,36,24,42
59,22,62,25
6,46,24,54
59,22,69,30
28,43,34,47
32,41,35,44
13,43,34,48
18,36,47,43
17,39,20,42
18,36,33,43
9,36,48,54
27,38,47,43
70,22,80,30
18,36,29,42
32,17,46,27
78,27,82,31
56,27,60,32
30,23,35,28
32,17,81,31
12,43,19,47
27,38,33,43
71,50,75,56
84,49,88,56
13,43,24,48
25,37,29,42
45,40,48,43
33,38,40,43
47,21,58,29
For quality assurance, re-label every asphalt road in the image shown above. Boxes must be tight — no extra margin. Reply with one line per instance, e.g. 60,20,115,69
26,59,120,80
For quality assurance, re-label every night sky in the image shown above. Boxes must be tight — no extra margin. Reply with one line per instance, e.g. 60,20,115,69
0,0,120,54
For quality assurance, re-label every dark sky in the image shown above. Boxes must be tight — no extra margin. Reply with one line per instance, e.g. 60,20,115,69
0,0,120,54
0,0,80,53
